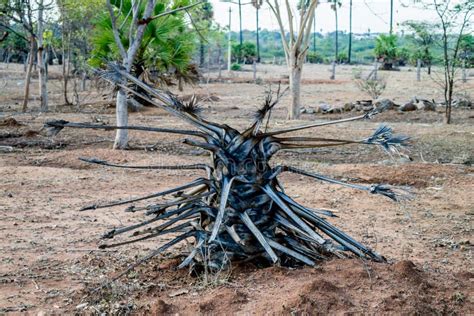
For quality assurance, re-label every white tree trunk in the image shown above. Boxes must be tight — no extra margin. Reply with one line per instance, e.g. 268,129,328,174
113,89,129,149
37,0,48,112
288,56,302,120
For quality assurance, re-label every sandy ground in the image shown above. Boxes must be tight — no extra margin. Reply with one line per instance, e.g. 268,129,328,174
0,63,473,314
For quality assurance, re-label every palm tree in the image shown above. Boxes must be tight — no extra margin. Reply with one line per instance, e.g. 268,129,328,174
330,0,342,62
89,0,196,92
348,0,352,63
251,0,263,62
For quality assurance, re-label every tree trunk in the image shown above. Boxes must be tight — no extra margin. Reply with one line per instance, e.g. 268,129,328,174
62,54,70,105
114,89,129,149
37,1,48,112
22,39,36,112
288,58,302,120
37,46,48,111
199,39,205,67
62,23,71,105
445,80,454,124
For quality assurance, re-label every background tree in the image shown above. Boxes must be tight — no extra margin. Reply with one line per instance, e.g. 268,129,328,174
266,0,318,119
459,34,474,67
430,0,473,124
347,0,352,63
92,0,199,149
232,40,256,63
1,0,38,111
56,0,102,105
404,21,434,74
36,0,47,111
330,0,341,63
251,0,262,62
374,34,398,70
191,0,213,67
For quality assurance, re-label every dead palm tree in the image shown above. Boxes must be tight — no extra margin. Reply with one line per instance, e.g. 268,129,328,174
46,65,410,276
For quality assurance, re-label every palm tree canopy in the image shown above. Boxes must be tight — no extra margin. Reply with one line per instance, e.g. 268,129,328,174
89,0,195,78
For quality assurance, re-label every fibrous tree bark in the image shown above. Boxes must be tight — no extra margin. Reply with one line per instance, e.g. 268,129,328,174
266,0,318,120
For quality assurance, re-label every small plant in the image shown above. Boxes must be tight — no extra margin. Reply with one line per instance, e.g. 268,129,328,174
231,63,241,71
355,77,387,100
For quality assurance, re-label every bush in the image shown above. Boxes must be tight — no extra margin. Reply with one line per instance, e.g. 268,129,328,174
374,34,398,70
231,63,241,71
307,52,324,63
337,52,348,64
232,41,257,63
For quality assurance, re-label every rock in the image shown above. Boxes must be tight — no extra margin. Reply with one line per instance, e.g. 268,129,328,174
76,303,88,310
315,103,331,113
374,98,397,111
343,102,354,112
451,153,472,165
353,100,373,112
399,101,417,112
415,98,436,111
327,105,344,114
300,107,315,114
453,98,472,108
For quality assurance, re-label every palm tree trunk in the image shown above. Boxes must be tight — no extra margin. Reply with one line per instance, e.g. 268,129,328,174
114,89,129,149
335,6,338,62
288,52,302,120
348,0,352,63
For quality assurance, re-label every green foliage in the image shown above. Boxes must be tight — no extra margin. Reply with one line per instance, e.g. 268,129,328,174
403,21,435,67
374,34,398,61
337,51,348,63
307,51,325,63
397,47,410,66
459,34,474,67
89,0,196,85
232,41,257,63
230,63,241,71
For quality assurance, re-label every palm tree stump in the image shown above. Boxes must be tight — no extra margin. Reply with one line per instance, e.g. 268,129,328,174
45,65,410,276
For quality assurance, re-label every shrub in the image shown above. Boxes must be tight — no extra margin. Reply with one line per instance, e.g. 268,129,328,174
231,63,241,71
355,77,387,100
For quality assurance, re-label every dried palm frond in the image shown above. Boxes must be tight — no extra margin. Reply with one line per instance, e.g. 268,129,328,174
45,64,411,276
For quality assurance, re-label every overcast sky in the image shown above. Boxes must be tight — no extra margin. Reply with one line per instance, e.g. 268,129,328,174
209,0,441,34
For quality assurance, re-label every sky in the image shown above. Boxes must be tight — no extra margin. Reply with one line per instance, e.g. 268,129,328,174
209,0,441,34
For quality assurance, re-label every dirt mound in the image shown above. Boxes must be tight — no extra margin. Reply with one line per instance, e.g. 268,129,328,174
131,259,472,315
0,117,23,127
